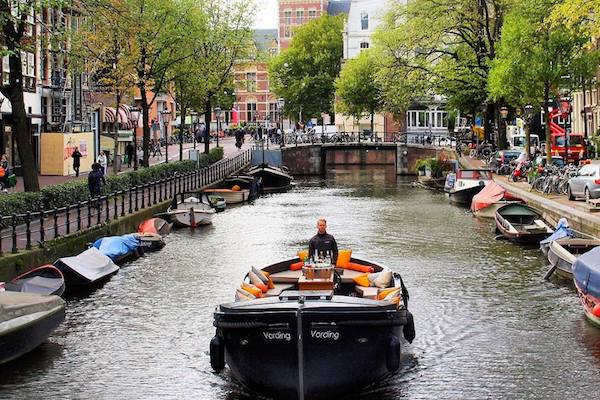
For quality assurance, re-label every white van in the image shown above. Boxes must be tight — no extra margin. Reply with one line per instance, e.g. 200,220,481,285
509,134,539,151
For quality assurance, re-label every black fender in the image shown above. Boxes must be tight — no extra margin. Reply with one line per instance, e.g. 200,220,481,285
403,311,415,344
386,335,401,373
210,335,225,372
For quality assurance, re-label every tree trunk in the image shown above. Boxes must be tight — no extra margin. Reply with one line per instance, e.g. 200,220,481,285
525,117,531,160
113,92,121,174
544,82,551,163
180,105,186,161
140,87,150,167
484,102,495,145
2,52,39,191
204,94,212,154
370,111,374,138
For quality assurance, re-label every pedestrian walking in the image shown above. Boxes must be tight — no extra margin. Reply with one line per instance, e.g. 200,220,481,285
71,147,82,177
0,154,9,192
96,151,108,175
88,162,106,209
126,141,135,168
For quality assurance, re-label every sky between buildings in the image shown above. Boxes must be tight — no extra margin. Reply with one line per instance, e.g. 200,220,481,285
254,0,278,29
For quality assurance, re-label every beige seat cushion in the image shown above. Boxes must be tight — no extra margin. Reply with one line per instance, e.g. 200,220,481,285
270,270,302,283
338,269,364,283
265,283,295,297
354,286,379,299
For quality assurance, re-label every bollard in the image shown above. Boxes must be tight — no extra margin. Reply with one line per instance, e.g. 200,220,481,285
25,212,32,250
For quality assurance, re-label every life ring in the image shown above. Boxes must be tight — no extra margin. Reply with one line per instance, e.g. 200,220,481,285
210,335,225,372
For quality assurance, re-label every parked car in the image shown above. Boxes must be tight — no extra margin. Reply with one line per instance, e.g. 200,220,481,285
492,150,521,174
567,163,600,201
537,156,565,169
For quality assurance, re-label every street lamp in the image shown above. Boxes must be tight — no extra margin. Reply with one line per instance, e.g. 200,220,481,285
524,104,534,159
214,107,222,148
191,111,198,150
129,106,141,170
277,97,285,147
499,106,508,150
161,108,172,164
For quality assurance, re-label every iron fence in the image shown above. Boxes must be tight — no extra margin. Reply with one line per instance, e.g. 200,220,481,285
0,149,251,255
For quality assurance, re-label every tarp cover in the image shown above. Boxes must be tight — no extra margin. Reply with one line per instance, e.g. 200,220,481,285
5,276,62,296
471,181,506,212
93,234,140,260
540,218,573,246
55,248,119,282
0,291,64,325
138,218,170,236
573,247,600,299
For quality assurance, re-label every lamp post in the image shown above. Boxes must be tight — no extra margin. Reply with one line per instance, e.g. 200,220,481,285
524,104,534,159
277,97,285,148
214,107,222,148
161,109,172,164
129,106,141,170
191,111,198,150
499,106,509,150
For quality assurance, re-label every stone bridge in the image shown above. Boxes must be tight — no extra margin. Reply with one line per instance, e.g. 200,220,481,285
281,142,456,175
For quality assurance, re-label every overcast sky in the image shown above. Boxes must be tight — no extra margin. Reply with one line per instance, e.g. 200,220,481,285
253,0,278,29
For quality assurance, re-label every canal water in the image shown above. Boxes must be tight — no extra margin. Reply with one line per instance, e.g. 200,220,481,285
1,166,600,399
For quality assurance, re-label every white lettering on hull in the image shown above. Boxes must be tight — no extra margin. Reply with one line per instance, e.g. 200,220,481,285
262,331,292,341
310,330,340,341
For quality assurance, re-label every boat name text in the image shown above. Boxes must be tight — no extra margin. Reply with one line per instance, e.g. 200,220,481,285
310,329,340,341
263,331,292,341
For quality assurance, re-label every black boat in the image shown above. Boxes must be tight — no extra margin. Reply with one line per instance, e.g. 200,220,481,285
0,291,65,365
247,164,294,193
53,247,119,289
4,265,65,297
210,257,415,400
494,203,553,244
135,232,166,253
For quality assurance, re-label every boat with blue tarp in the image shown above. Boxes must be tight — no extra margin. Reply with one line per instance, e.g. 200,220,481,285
573,247,600,327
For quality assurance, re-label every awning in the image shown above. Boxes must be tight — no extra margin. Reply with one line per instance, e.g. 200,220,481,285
102,105,139,129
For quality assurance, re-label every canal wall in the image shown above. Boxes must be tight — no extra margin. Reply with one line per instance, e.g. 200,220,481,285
282,144,454,175
0,201,170,282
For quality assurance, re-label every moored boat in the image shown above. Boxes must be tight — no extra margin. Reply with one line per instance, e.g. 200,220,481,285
134,232,166,252
138,217,172,236
0,291,65,365
494,203,553,244
573,247,600,327
53,247,119,290
4,265,65,297
471,181,522,218
207,194,226,212
448,169,492,205
247,164,294,193
548,238,600,280
204,188,250,205
162,196,215,228
92,234,142,264
540,218,573,256
210,256,415,400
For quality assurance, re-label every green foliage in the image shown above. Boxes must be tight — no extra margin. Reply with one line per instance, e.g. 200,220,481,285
335,50,382,127
414,157,453,177
0,149,222,218
269,14,345,121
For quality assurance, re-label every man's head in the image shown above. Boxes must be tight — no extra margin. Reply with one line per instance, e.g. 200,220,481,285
316,218,327,234
74,146,78,151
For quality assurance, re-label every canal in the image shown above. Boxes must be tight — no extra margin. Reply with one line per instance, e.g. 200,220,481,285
1,166,600,399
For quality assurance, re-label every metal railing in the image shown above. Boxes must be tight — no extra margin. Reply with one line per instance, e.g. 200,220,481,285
0,149,251,255
280,131,457,148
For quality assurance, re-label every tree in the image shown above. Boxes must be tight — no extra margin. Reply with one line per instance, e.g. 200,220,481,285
0,0,47,191
335,50,382,134
269,14,344,125
550,0,600,39
195,0,254,153
75,0,137,174
373,0,507,145
488,0,596,160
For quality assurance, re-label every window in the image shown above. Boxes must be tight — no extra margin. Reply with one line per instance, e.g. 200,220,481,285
361,12,368,30
284,10,292,24
245,72,256,92
360,42,369,49
247,103,257,122
296,10,304,24
269,103,278,123
308,10,316,19
284,26,291,38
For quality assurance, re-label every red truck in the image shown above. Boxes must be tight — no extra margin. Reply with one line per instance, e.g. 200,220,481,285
548,101,587,163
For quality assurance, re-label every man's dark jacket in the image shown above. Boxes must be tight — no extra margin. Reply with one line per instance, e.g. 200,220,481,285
308,233,338,263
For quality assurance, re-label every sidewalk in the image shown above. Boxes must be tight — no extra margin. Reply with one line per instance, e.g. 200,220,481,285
8,137,254,192
460,155,600,237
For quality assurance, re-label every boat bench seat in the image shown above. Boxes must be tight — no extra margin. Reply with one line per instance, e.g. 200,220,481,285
354,286,379,299
270,270,302,284
338,269,364,284
265,283,295,297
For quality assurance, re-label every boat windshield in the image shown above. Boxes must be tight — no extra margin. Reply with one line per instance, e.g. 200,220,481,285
458,170,492,180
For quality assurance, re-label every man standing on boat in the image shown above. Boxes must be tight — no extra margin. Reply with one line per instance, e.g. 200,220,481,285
309,219,338,264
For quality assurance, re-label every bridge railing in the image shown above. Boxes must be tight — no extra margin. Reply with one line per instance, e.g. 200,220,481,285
281,131,456,148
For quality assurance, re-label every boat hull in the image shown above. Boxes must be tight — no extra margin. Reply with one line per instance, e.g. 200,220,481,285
248,165,293,194
574,281,600,328
449,185,485,205
0,304,65,365
167,210,213,227
215,302,409,400
204,189,250,204
547,239,600,280
494,204,552,244
5,265,65,297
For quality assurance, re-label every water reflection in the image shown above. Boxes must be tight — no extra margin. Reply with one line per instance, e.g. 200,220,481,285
1,166,600,399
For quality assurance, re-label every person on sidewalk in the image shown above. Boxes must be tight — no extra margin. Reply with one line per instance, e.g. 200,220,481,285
0,154,10,192
88,163,106,209
126,142,135,168
71,147,82,177
96,151,108,175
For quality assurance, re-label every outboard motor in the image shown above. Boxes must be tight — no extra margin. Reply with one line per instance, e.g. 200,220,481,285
210,334,225,372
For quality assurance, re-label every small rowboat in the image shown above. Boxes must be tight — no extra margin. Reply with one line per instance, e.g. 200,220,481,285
161,196,215,228
138,217,172,237
53,247,119,290
204,188,250,204
548,238,600,280
247,164,294,193
4,265,65,297
494,203,553,244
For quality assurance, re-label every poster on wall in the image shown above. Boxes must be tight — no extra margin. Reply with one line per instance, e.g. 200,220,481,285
79,141,88,157
63,137,76,160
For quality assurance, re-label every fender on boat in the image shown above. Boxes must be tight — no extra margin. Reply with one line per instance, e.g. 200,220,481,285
403,311,415,343
386,335,401,373
210,335,225,372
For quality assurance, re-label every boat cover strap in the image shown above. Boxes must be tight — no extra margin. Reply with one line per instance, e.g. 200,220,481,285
213,321,269,329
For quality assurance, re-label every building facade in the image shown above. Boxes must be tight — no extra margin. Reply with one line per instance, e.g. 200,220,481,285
278,0,329,51
572,71,600,141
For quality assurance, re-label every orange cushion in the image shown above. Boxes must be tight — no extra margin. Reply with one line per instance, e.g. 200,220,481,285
297,250,309,261
290,261,304,271
353,273,371,287
232,185,241,191
336,249,352,268
248,271,269,292
346,262,374,273
242,284,264,298
377,287,400,300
